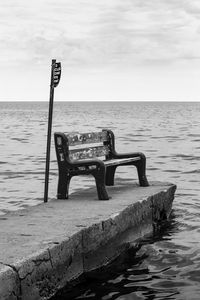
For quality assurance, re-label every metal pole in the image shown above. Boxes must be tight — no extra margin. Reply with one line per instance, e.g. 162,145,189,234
44,59,56,203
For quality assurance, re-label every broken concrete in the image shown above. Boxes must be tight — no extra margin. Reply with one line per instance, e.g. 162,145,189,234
0,181,176,300
0,263,20,300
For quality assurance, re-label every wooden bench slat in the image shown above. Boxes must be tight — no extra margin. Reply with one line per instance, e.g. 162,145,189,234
70,142,103,150
69,145,109,160
66,131,108,146
104,157,141,166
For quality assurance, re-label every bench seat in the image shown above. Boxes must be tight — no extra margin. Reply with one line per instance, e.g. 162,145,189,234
54,129,149,200
103,157,141,166
75,157,141,166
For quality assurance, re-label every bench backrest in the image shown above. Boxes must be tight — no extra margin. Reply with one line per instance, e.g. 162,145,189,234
54,130,111,162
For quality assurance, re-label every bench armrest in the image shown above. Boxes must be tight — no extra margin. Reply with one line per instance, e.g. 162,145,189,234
111,151,145,160
104,129,146,161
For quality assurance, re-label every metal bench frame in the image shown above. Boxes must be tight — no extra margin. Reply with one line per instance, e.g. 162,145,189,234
54,129,149,200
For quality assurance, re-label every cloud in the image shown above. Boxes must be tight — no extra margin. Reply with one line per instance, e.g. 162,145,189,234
1,0,200,68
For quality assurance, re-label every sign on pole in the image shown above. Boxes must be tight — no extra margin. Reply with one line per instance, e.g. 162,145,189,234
53,62,61,87
44,59,61,203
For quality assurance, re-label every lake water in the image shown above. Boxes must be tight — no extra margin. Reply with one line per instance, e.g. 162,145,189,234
0,101,200,299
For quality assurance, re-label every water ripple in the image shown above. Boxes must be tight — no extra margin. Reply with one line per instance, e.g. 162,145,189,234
1,102,200,299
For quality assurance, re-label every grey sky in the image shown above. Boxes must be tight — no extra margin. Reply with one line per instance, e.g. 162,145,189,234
1,0,200,100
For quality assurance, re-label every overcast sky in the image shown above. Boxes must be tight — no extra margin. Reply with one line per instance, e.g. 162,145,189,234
1,0,200,101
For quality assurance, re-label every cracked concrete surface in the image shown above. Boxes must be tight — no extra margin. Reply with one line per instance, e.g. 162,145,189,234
0,263,20,300
0,181,176,300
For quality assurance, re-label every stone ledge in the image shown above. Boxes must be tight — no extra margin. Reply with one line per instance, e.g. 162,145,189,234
0,263,20,300
0,181,176,300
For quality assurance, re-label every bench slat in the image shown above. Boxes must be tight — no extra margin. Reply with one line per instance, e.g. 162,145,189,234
67,131,107,146
70,142,103,150
69,145,109,160
104,157,140,166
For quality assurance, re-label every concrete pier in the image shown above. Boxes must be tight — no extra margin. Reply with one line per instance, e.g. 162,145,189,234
0,181,176,300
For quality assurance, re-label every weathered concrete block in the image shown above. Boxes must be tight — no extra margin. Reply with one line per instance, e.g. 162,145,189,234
48,231,83,293
82,198,152,255
82,184,176,274
0,263,20,300
151,186,176,222
0,182,176,300
14,249,53,300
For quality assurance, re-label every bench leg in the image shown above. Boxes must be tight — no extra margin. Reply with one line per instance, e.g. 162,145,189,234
94,168,109,200
57,172,71,199
135,154,149,187
105,166,116,186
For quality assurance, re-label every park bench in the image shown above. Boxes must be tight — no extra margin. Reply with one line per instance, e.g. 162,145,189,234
54,129,149,200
